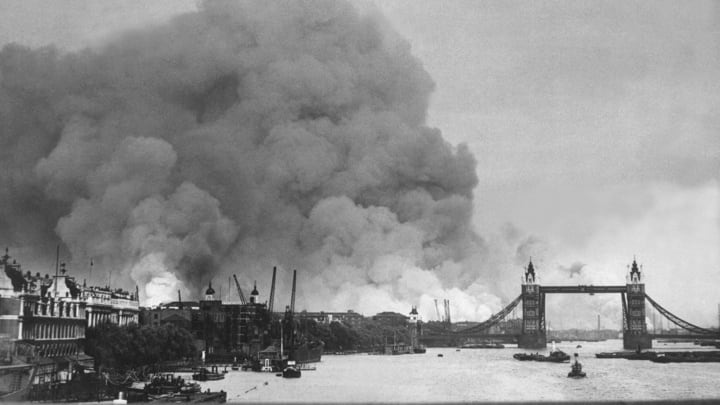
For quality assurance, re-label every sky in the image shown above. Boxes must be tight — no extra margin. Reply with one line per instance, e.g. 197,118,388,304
0,0,717,329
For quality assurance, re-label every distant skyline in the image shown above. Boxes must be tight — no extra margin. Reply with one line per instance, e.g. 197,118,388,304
0,1,717,328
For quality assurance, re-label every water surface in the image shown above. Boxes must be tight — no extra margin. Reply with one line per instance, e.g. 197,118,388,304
186,339,720,403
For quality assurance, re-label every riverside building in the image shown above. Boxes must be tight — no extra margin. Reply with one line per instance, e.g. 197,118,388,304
0,248,139,396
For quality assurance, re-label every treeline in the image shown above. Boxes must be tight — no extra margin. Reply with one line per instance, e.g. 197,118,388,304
300,318,412,352
85,323,196,372
84,319,414,369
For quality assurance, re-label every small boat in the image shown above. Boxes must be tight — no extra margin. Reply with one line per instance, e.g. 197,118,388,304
513,353,536,361
513,351,570,363
437,354,444,357
152,390,227,403
567,353,586,378
192,365,225,381
282,361,301,378
651,353,720,363
144,374,199,395
595,352,626,359
625,352,657,360
460,342,505,349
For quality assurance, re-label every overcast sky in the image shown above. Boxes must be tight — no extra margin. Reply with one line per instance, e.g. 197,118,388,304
1,0,718,327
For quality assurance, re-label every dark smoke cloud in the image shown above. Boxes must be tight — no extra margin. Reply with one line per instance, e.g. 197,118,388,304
0,0,493,317
558,261,585,279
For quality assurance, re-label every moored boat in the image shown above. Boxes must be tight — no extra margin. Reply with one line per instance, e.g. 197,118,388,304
144,374,192,395
460,342,505,349
151,389,227,403
513,351,570,363
282,361,301,378
192,366,225,381
652,352,720,363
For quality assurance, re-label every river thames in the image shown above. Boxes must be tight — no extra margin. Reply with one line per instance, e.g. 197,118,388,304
181,340,720,403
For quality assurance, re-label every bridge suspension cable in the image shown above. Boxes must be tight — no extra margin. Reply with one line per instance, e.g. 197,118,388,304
621,292,628,331
644,293,717,335
454,294,523,335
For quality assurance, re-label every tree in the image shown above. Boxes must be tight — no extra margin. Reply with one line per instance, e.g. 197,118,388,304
85,322,196,372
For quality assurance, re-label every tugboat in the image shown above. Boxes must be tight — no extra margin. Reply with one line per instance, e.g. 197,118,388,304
282,360,301,378
567,353,586,378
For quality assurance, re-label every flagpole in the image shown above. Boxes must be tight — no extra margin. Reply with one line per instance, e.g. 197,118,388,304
54,245,59,296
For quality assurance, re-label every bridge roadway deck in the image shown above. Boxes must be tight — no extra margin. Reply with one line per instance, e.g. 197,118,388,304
540,285,627,294
421,333,518,341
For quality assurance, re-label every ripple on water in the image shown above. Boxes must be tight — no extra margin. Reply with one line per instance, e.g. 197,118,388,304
187,340,720,402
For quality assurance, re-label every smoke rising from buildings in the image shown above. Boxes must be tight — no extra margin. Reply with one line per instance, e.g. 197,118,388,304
0,0,510,318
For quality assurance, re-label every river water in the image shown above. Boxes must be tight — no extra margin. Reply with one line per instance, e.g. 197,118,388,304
184,339,720,403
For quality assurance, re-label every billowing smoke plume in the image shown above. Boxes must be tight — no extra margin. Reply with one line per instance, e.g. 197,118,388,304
559,262,585,279
0,0,499,317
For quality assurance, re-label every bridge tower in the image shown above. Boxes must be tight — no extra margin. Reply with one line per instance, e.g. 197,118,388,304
519,260,546,348
624,259,652,350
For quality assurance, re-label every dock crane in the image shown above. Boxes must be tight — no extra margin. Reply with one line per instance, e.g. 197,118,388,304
268,266,277,313
290,269,297,314
283,269,298,353
232,274,247,305
444,299,451,324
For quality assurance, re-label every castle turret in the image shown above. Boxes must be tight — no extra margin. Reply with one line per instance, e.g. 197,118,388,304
250,281,259,304
524,259,536,284
205,282,216,301
627,258,642,284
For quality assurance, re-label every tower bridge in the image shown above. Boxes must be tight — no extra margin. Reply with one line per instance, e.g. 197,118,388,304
422,259,720,349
